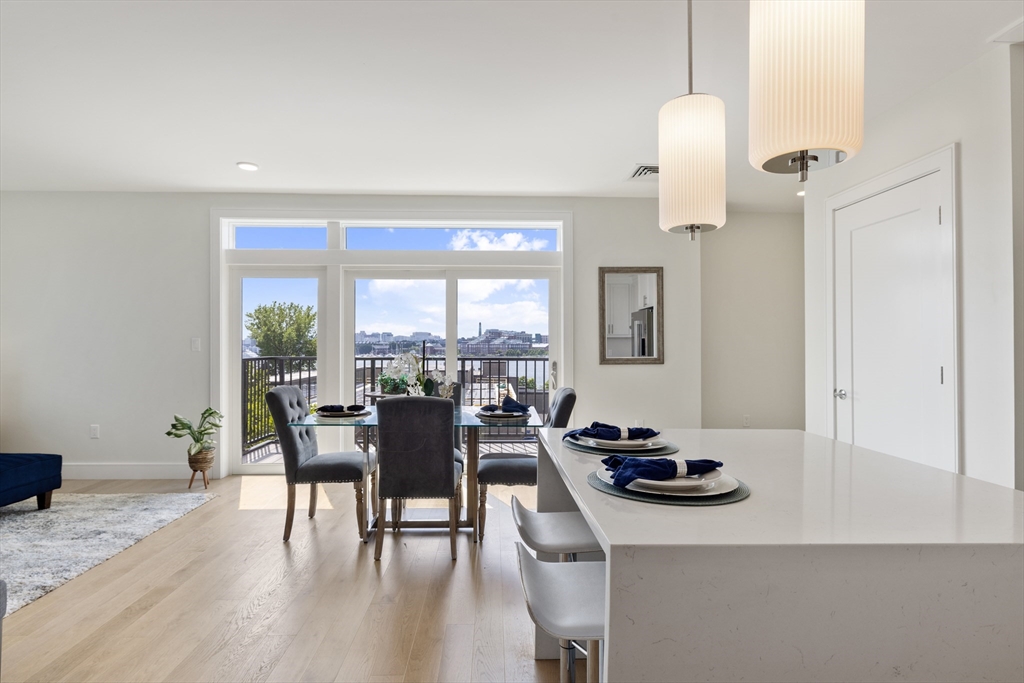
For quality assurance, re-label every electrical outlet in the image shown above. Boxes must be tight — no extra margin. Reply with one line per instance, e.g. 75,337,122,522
191,337,201,352
90,424,100,439
742,414,750,428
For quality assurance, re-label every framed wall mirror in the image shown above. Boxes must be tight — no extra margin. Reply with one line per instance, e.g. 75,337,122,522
598,266,664,365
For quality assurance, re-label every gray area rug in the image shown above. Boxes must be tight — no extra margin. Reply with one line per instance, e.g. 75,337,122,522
0,492,213,615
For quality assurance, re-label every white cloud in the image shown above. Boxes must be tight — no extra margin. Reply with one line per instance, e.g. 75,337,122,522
449,230,549,252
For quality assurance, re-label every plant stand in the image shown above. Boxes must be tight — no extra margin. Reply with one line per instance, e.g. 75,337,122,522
187,449,215,489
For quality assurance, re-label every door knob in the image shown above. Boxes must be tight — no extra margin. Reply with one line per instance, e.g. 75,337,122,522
834,388,848,400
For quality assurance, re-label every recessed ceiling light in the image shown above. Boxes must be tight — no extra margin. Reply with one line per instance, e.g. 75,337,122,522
797,190,806,197
236,162,259,171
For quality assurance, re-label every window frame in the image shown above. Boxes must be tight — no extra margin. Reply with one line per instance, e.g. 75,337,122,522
210,208,574,477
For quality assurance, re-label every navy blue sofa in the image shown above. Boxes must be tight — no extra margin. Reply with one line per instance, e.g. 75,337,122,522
0,453,62,508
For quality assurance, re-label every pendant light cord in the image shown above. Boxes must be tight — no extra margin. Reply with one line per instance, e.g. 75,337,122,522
687,0,693,95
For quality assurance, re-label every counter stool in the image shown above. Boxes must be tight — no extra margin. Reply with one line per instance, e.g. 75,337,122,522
515,542,604,683
511,495,603,682
510,495,601,559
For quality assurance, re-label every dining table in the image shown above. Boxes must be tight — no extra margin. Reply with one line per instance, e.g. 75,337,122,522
290,404,543,541
537,427,1024,682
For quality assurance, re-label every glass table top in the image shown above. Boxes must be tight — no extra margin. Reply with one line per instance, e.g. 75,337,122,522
289,404,543,428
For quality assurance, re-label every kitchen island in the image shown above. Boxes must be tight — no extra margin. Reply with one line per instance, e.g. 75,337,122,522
536,428,1023,682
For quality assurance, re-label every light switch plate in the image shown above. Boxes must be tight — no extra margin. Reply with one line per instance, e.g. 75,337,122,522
90,424,100,439
191,337,201,352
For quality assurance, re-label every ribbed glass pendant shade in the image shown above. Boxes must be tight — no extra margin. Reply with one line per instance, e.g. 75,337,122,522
748,0,864,177
658,93,727,234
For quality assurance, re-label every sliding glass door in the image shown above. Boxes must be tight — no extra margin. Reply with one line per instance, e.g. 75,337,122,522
228,268,329,473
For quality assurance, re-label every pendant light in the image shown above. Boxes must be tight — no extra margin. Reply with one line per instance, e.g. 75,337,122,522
748,0,865,182
659,0,727,240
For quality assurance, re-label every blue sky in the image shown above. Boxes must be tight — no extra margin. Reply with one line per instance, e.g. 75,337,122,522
239,227,551,340
235,226,557,251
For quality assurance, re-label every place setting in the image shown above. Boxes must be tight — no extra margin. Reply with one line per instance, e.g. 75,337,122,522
562,421,681,457
475,395,532,423
313,403,371,422
587,453,750,506
588,453,750,506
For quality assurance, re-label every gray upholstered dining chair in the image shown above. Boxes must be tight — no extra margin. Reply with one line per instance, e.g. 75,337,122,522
266,386,375,543
374,396,463,561
476,386,576,540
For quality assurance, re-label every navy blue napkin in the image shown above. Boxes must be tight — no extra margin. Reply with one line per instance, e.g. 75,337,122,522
501,396,530,414
601,456,723,488
563,421,661,442
318,404,364,413
481,396,530,414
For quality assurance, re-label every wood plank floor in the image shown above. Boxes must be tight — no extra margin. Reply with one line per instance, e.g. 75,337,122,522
1,477,576,682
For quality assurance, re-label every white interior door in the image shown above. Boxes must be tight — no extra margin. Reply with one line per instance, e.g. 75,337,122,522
833,170,957,471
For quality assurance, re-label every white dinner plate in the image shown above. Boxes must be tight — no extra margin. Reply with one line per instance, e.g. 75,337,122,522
629,468,722,491
583,436,665,450
315,410,370,420
596,468,739,497
475,410,529,419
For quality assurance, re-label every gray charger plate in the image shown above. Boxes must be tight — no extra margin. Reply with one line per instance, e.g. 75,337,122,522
587,470,750,506
563,438,680,457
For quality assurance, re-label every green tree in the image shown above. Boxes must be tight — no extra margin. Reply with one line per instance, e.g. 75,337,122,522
245,302,317,357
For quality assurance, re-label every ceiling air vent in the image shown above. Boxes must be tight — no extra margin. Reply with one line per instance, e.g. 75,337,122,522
630,164,659,179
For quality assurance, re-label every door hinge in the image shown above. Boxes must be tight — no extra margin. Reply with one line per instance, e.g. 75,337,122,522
940,366,944,384
938,206,942,224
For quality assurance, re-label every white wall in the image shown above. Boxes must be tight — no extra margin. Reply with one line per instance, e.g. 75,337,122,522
701,212,804,430
0,192,701,477
804,46,1017,487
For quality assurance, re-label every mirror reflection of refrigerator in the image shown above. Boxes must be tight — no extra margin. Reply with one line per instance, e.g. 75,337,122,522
631,307,655,357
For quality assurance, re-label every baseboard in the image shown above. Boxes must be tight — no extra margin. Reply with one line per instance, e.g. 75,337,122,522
61,462,205,480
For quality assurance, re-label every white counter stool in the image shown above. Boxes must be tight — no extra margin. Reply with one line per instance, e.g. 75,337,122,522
511,496,603,683
510,495,601,560
515,542,604,683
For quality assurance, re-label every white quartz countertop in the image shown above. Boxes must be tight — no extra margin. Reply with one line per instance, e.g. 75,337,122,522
539,428,1024,548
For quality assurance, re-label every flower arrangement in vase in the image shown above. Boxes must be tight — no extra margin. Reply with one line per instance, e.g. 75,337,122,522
379,353,456,398
379,352,418,394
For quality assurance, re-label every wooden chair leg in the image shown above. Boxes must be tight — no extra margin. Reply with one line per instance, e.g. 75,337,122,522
36,490,52,510
391,499,401,532
370,469,378,518
354,482,366,543
374,498,387,561
449,497,458,560
188,471,197,489
283,484,296,542
309,483,318,518
586,640,600,683
478,483,488,541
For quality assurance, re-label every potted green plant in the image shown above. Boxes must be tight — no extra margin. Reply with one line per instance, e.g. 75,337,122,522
165,407,224,489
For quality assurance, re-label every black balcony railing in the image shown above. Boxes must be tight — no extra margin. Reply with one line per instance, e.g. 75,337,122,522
240,354,549,458
242,356,317,454
353,356,550,449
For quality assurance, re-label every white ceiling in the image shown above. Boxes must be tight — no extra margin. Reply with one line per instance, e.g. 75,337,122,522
1,1,1021,212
